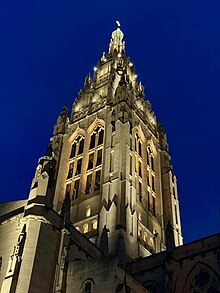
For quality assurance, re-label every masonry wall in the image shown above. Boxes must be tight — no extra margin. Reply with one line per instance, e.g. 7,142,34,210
0,214,22,289
19,220,60,293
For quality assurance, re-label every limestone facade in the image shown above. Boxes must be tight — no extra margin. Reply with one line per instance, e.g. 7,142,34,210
52,25,183,261
0,25,219,293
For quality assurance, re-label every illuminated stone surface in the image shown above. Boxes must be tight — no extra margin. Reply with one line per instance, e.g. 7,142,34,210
0,25,219,293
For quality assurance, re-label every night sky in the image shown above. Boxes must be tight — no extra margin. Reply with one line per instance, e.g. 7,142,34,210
0,1,219,243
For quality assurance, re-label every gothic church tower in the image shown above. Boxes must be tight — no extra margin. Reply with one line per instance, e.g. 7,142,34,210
0,25,185,293
51,24,183,260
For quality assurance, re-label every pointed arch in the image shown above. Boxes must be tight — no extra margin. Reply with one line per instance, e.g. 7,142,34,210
146,138,157,158
83,119,105,195
183,261,220,293
80,278,95,293
134,124,146,143
68,127,86,143
87,118,105,135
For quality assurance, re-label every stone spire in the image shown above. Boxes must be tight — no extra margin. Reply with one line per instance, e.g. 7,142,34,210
109,21,125,54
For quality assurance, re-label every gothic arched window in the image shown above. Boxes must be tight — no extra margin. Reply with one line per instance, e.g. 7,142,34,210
138,226,142,238
184,262,220,293
66,134,85,200
147,147,156,216
92,220,97,230
143,232,147,242
135,134,143,203
84,281,92,293
83,223,89,234
85,126,104,195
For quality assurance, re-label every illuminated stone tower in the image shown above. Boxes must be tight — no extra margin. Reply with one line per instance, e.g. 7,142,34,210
2,24,220,293
0,25,187,293
52,24,183,261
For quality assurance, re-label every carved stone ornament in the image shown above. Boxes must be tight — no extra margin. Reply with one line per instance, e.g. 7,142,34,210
100,225,109,256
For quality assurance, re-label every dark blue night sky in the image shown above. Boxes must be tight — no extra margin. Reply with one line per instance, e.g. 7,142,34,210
0,1,219,243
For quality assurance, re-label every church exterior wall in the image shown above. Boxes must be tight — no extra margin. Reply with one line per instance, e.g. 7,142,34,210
0,213,22,289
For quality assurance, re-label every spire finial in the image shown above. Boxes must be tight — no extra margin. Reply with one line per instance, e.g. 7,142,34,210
109,21,125,54
116,20,121,27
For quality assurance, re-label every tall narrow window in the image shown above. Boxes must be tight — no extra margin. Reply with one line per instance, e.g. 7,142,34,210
86,205,91,217
139,181,142,202
88,153,94,170
138,227,142,238
98,128,104,145
83,223,89,234
0,256,2,273
147,170,150,186
73,178,80,199
66,183,71,194
152,196,156,216
85,281,92,293
78,139,84,155
96,149,102,166
130,154,132,175
138,141,142,157
151,156,154,171
147,190,151,211
76,158,82,175
90,133,96,149
94,170,101,191
66,135,85,199
135,133,143,203
92,220,97,230
67,163,73,179
70,143,76,159
152,176,155,192
139,161,142,178
85,173,92,194
85,125,104,194
173,185,176,199
147,150,149,166
147,146,157,216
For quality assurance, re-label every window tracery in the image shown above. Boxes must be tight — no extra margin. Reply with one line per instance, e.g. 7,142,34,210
66,135,85,200
147,147,156,216
135,134,157,212
135,134,143,202
85,126,104,194
184,263,220,293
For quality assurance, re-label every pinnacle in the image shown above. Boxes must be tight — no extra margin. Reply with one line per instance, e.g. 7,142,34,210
109,21,125,54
